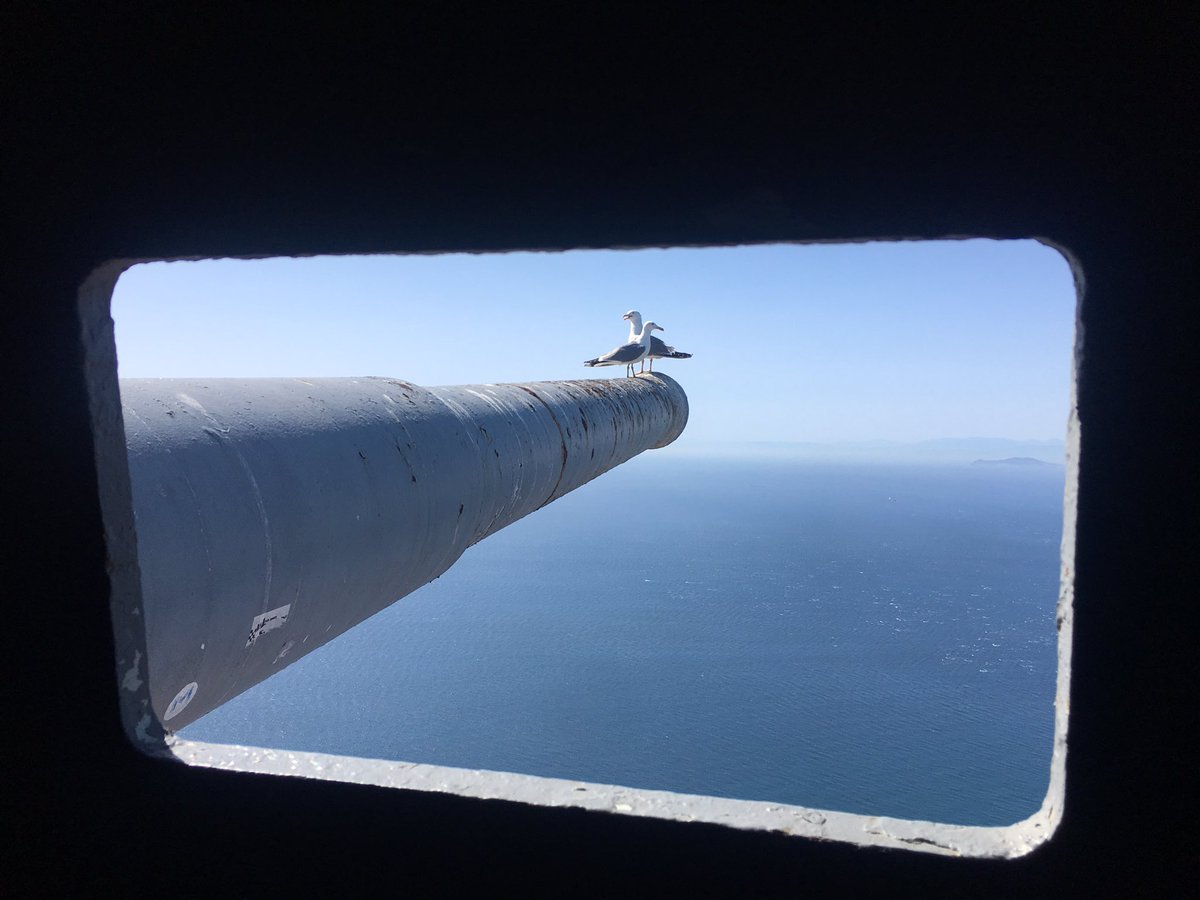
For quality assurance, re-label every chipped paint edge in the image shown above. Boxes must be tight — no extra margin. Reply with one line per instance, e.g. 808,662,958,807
80,260,173,758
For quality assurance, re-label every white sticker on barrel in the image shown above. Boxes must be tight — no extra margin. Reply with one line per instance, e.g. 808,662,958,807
246,603,291,647
164,681,198,721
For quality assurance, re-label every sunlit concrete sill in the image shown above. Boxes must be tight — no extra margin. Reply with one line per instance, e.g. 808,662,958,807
168,737,1060,859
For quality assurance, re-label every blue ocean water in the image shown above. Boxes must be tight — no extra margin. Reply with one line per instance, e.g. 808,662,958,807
182,454,1064,827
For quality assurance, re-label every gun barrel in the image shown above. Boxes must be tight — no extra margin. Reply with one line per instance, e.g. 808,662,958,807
121,374,688,730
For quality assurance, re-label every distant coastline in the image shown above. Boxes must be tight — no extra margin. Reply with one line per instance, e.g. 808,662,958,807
668,437,1067,466
971,456,1059,467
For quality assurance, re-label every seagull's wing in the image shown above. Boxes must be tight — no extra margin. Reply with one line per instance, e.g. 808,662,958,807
649,335,692,359
585,339,646,366
600,340,647,363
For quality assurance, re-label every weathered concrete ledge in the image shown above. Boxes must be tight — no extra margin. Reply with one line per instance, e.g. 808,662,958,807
121,374,688,730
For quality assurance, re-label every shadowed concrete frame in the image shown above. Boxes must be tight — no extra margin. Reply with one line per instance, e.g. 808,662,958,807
12,8,1192,890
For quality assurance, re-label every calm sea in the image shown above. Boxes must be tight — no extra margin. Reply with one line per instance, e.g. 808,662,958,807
182,454,1064,827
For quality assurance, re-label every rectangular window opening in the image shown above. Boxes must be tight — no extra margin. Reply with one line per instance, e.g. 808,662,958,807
87,240,1079,858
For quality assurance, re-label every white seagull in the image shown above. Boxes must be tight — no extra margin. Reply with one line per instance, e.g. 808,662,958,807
584,321,664,377
622,310,693,373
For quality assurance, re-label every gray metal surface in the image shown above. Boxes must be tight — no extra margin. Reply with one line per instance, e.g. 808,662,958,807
122,374,688,730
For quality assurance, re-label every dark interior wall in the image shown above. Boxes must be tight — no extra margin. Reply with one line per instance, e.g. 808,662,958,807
5,6,1196,895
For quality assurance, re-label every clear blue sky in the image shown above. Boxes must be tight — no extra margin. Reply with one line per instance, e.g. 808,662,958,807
112,240,1076,446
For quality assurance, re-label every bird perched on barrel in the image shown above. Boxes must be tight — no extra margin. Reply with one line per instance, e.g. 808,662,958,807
584,321,664,377
622,310,692,372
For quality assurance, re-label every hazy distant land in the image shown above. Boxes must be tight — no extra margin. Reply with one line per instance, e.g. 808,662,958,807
673,437,1067,466
971,456,1059,467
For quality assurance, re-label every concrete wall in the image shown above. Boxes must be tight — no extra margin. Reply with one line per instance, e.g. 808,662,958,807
122,375,688,729
7,6,1195,895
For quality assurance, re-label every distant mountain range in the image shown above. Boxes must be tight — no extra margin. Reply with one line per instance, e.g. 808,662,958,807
676,437,1067,465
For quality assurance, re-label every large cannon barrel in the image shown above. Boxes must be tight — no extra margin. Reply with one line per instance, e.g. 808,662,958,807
122,374,688,730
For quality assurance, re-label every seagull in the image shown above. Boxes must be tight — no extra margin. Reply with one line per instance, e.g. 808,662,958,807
584,321,664,377
623,310,693,373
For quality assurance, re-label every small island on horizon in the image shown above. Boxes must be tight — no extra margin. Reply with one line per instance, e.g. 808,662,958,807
970,456,1059,467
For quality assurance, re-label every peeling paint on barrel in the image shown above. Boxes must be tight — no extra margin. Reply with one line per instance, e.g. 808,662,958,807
122,373,687,730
